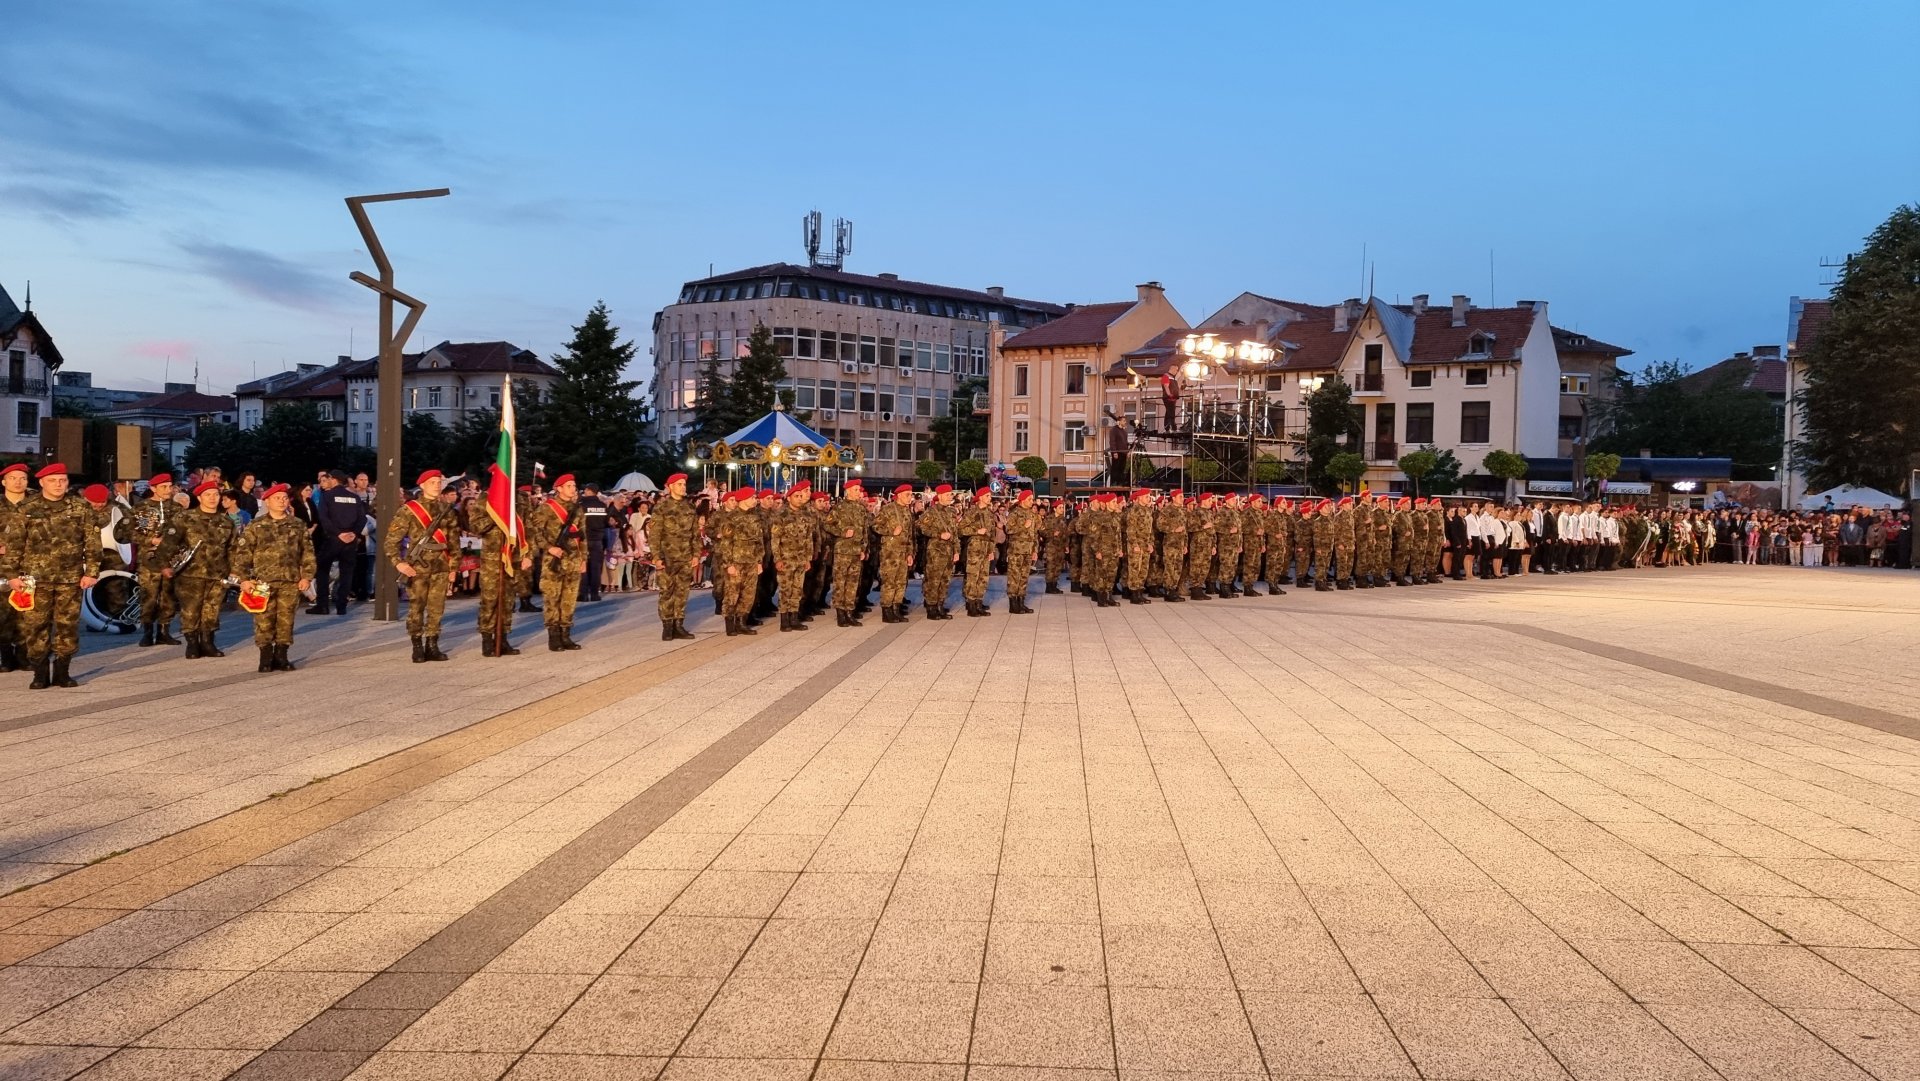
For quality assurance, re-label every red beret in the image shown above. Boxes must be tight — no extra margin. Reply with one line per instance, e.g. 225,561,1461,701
82,483,109,504
1131,488,1150,500
975,487,992,498
146,472,173,487
893,484,913,496
1198,492,1215,504
1249,493,1265,503
34,463,67,479
1017,489,1033,501
1338,495,1353,506
416,469,443,485
0,462,28,478
666,472,688,486
517,484,534,493
1319,500,1334,512
1397,496,1412,507
193,480,220,497
261,483,291,499
812,490,830,501
845,479,863,491
552,474,576,488
790,480,811,494
934,484,952,495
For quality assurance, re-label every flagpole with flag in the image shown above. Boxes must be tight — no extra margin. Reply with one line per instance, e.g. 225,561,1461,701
486,375,520,567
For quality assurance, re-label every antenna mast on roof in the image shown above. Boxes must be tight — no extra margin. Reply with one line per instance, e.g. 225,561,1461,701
803,210,852,270
1818,253,1853,287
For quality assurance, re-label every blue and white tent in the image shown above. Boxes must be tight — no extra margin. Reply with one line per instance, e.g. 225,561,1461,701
719,409,833,455
702,404,863,471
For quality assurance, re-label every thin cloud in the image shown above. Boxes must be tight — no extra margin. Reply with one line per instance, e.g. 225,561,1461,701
126,339,196,360
175,241,342,313
0,182,130,222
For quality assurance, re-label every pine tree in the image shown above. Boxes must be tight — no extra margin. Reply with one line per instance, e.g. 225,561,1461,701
689,350,737,443
729,324,789,421
1799,204,1920,492
539,301,647,484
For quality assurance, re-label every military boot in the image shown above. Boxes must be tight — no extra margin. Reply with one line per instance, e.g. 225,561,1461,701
0,643,17,671
1130,590,1150,605
184,633,202,659
413,636,428,662
1337,579,1354,590
1044,582,1062,594
155,624,181,645
29,656,51,690
204,632,225,658
547,627,564,651
275,645,297,671
483,637,499,657
139,623,156,648
779,613,793,632
560,627,583,650
518,597,541,613
51,656,77,688
1315,578,1333,592
661,622,675,642
736,615,757,635
425,637,448,661
725,616,740,637
671,621,694,640
258,646,274,672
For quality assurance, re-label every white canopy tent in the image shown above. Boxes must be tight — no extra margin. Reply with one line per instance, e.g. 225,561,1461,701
612,471,659,493
1799,484,1904,511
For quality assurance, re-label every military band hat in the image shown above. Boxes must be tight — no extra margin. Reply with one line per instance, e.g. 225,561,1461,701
416,469,443,485
34,462,67,479
261,483,291,499
666,472,688,486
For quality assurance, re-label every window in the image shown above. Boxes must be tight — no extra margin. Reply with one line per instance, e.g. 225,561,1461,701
839,384,856,411
1465,367,1489,386
916,342,933,370
1065,363,1087,396
1460,401,1491,443
1405,403,1434,444
934,344,950,373
897,339,915,368
1466,333,1492,357
350,388,362,410
859,385,876,413
916,392,932,418
773,327,795,357
795,381,816,409
489,387,501,408
407,387,419,410
1410,369,1433,388
15,400,38,436
758,282,774,299
1015,365,1029,397
427,386,443,408
860,336,877,365
1361,343,1384,391
819,331,839,361
776,281,792,297
1560,374,1590,395
1375,403,1395,444
795,328,816,359
1014,420,1029,453
7,349,23,394
1559,414,1586,441
895,432,912,460
877,388,895,413
1063,422,1088,453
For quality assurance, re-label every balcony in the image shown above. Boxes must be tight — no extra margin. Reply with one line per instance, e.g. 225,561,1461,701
1357,373,1384,393
3,379,50,398
1371,440,1398,462
971,392,990,417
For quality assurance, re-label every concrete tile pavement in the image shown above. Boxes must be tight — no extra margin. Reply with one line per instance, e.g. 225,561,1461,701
1,568,1919,1078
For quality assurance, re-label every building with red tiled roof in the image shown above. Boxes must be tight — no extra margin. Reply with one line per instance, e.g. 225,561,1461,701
987,283,1187,482
103,388,238,468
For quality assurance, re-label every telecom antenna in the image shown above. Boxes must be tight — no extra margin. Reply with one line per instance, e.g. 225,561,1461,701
803,210,853,270
803,211,823,266
1818,253,1853,287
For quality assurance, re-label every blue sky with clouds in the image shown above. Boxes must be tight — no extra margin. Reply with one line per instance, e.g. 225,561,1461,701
3,0,1914,394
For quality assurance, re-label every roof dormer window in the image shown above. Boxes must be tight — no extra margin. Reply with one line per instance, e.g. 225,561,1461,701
1465,333,1493,358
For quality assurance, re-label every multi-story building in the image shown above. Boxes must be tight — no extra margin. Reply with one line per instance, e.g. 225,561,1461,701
1,282,62,458
1552,327,1634,455
53,371,151,415
103,388,238,468
984,283,1187,482
649,262,1068,476
1782,296,1833,508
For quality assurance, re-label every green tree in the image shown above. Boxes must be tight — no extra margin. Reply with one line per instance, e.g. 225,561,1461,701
1417,444,1464,495
914,459,943,484
183,422,255,474
1326,451,1367,493
54,397,99,420
1253,454,1287,485
1183,457,1221,483
728,324,788,421
956,458,986,485
1014,455,1048,481
401,412,452,483
250,404,342,487
1799,204,1920,492
929,377,987,467
447,406,500,478
1304,376,1363,495
533,301,648,484
1481,449,1529,499
688,351,739,444
1593,358,1782,478
1397,448,1438,496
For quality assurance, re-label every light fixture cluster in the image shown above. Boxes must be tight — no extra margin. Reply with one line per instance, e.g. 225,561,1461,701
1177,332,1277,380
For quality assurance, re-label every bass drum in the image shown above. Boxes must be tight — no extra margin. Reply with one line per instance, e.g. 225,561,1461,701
82,569,142,634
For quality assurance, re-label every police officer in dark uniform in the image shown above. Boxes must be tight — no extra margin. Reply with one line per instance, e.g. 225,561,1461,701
309,469,365,615
576,482,608,603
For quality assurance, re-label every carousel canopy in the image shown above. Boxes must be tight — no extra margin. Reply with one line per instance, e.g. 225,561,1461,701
721,409,833,451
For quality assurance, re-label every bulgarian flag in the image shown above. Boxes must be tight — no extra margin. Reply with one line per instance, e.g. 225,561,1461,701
486,375,522,571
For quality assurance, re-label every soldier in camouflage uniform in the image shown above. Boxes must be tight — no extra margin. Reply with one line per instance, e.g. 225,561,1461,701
959,487,996,617
1185,493,1215,600
1155,489,1188,602
872,484,914,623
527,474,588,651
384,470,462,661
1262,498,1290,596
1003,488,1040,614
467,491,528,657
770,482,818,631
515,486,541,612
1039,499,1069,594
0,461,32,673
1068,499,1088,594
233,483,316,672
827,480,871,626
129,472,182,647
1369,493,1395,586
1306,499,1335,590
3,464,101,688
1387,496,1416,585
1215,493,1244,596
642,473,699,641
157,479,239,660
805,490,834,618
1122,488,1156,604
1083,493,1123,606
916,484,960,619
1329,495,1357,589
1239,493,1268,595
716,488,763,635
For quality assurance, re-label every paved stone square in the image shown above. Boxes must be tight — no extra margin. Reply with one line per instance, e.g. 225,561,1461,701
3,567,1920,1080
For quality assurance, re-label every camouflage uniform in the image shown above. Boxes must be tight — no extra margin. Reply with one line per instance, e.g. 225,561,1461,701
0,488,33,669
1263,504,1291,593
130,493,180,636
1240,502,1267,595
385,496,461,648
1214,501,1243,594
1185,501,1215,599
1083,503,1123,605
528,495,587,647
958,500,996,613
1067,507,1087,592
1155,499,1188,600
1122,498,1156,600
1309,507,1335,588
1039,508,1069,592
1003,499,1041,612
468,503,520,650
157,506,238,648
2,492,99,679
770,499,817,629
715,502,765,633
827,495,871,622
916,501,960,616
232,510,314,656
1389,504,1415,583
646,494,700,636
871,500,914,619
1331,502,1357,588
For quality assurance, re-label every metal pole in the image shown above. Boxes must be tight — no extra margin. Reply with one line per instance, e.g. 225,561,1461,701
346,188,449,622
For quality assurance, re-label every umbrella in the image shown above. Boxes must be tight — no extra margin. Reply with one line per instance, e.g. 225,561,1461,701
613,471,659,492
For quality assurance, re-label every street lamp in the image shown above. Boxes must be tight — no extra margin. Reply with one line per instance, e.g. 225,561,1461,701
1177,332,1279,490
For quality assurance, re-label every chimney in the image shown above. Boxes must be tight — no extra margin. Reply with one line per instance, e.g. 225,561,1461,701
878,272,899,281
1411,294,1429,314
1333,299,1352,333
1514,299,1543,312
1451,295,1470,327
338,355,351,364
986,285,1004,298
1753,345,1780,358
1136,281,1164,302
